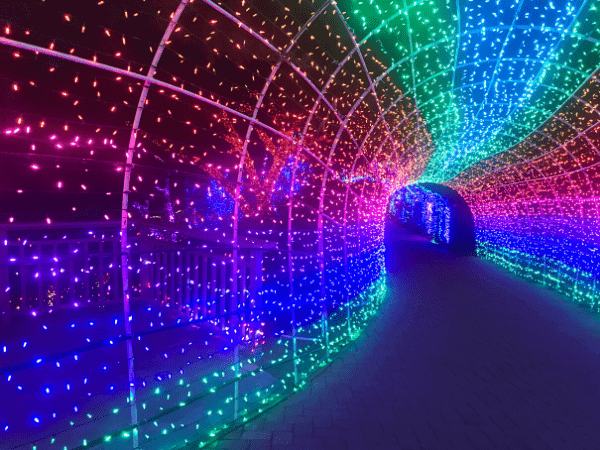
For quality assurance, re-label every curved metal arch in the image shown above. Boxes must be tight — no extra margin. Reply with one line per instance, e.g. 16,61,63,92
466,0,527,133
338,15,600,166
118,1,190,448
401,136,558,220
311,46,400,320
201,0,364,152
309,1,463,181
296,4,426,173
370,71,600,179
456,0,596,148
454,110,600,216
368,97,600,217
353,47,598,168
0,39,376,213
203,0,334,355
332,3,396,151
277,3,415,313
454,116,600,195
405,81,600,165
274,1,423,178
386,105,596,208
272,2,600,192
197,0,406,200
230,0,333,238
201,0,395,288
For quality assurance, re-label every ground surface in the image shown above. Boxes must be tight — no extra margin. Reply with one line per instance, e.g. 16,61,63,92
209,224,600,450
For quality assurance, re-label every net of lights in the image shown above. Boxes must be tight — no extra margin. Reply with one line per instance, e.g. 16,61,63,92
351,0,600,311
1,0,600,448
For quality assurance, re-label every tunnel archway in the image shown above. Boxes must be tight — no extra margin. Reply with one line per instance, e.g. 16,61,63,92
389,183,476,255
1,0,600,447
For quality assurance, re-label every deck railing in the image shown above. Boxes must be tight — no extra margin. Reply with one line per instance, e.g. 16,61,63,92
0,221,271,327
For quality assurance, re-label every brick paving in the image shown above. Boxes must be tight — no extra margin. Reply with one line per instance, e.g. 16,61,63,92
209,226,600,449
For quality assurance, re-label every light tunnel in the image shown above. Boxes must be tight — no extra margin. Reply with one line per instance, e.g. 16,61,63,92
0,0,599,448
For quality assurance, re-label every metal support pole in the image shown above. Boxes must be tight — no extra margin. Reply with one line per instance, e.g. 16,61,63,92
234,343,239,421
321,312,329,359
292,306,298,386
118,2,189,448
121,179,139,450
347,293,351,340
592,261,598,312
0,228,10,325
318,222,329,359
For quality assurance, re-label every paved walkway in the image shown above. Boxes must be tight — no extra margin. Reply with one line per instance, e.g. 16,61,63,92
210,225,600,450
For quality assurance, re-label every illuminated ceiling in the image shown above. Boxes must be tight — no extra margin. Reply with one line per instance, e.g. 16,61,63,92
348,0,600,183
0,0,599,200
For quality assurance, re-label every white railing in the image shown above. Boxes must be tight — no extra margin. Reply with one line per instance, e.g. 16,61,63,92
0,221,271,327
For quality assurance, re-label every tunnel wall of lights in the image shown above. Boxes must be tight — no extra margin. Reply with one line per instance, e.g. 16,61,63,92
0,0,599,448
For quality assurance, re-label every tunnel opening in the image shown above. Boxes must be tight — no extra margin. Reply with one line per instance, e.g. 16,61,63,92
388,183,476,256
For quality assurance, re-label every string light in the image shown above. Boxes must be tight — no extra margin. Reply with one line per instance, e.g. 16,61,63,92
0,0,599,448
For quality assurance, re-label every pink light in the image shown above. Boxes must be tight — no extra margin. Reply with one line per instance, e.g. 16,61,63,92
31,164,39,170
